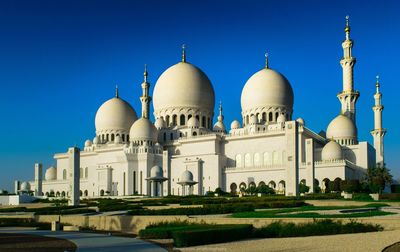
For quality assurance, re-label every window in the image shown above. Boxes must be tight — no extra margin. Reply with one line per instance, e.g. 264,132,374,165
63,169,67,180
180,114,185,125
244,153,251,167
272,151,280,165
85,167,88,178
263,152,272,166
172,115,177,126
254,153,260,166
202,116,206,127
269,112,273,122
235,154,242,167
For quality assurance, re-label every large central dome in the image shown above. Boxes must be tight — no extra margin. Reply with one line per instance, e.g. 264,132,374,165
241,68,294,125
153,61,215,129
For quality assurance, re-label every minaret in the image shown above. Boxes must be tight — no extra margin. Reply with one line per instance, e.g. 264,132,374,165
218,101,224,122
140,64,151,119
371,75,386,166
337,15,360,122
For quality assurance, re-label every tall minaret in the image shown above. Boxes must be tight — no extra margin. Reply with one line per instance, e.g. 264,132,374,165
140,64,151,119
337,15,360,122
371,75,386,166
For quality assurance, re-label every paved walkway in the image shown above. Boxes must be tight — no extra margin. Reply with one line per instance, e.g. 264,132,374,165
0,228,166,252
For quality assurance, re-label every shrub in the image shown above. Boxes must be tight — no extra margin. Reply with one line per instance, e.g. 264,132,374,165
379,193,400,201
391,185,400,193
256,184,275,194
0,218,51,230
352,193,373,201
299,183,310,194
302,193,342,200
172,224,253,247
340,180,361,193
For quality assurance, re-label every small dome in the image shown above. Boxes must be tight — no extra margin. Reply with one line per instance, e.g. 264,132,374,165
0,189,5,194
187,117,200,128
296,118,305,125
241,68,294,116
154,117,166,129
249,115,257,125
150,165,163,178
230,120,240,130
114,135,122,144
95,96,137,136
326,114,357,141
277,114,286,123
153,62,215,116
213,121,226,133
84,139,92,147
129,118,158,143
45,167,57,181
180,170,194,182
20,181,31,191
321,140,343,161
93,136,99,145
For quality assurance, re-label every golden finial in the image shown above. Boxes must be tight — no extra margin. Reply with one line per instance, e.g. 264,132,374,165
219,101,222,115
181,44,186,62
345,15,350,39
376,75,380,92
265,53,269,69
115,85,119,98
144,64,148,82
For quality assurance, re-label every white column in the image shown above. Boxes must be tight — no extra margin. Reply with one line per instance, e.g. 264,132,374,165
285,121,299,196
68,147,80,206
305,139,315,193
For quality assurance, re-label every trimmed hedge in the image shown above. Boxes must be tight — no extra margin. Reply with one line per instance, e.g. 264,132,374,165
379,193,400,201
172,224,253,247
0,218,51,230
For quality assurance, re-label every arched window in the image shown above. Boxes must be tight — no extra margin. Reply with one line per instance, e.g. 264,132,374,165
275,112,279,121
84,190,88,196
172,115,177,126
230,183,237,194
180,114,185,125
163,132,167,141
80,190,83,196
269,112,273,122
79,168,83,179
127,134,129,142
106,134,109,142
61,191,65,197
264,152,272,166
244,153,251,167
268,181,276,189
192,132,197,136
262,112,266,122
254,153,260,166
235,154,242,167
166,115,170,126
100,189,104,196
272,151,280,165
63,169,67,180
170,133,173,140
188,114,192,120
246,115,249,125
111,134,115,141
202,116,206,127
122,134,125,142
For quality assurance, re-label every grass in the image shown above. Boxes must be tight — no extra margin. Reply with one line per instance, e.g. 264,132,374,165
231,204,393,218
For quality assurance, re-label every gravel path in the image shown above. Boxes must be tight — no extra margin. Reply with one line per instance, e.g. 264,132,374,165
180,230,400,252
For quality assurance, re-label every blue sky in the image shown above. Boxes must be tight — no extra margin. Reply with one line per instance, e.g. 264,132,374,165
0,0,399,191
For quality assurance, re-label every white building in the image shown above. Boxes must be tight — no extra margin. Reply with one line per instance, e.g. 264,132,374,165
17,18,385,198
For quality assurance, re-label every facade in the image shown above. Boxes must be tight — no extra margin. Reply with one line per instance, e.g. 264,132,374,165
16,18,385,198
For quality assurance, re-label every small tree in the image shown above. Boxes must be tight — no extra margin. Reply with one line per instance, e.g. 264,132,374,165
366,164,393,193
245,185,257,196
299,183,310,194
256,184,275,195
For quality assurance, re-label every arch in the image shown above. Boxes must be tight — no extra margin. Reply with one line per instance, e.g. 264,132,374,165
127,134,129,142
268,181,276,189
254,153,260,166
166,115,170,126
172,114,177,126
188,114,192,120
278,180,286,194
263,152,272,166
262,112,267,122
122,134,125,142
239,182,247,191
322,178,330,193
230,183,238,194
80,190,83,196
61,191,65,197
300,179,306,185
235,154,242,167
192,132,197,136
100,189,105,196
202,116,206,127
314,178,320,187
63,169,67,180
268,112,273,122
106,134,109,142
45,192,49,197
84,190,88,197
333,177,342,192
180,114,185,125
163,132,167,141
249,181,256,188
111,134,115,141
244,153,251,167
246,115,249,125
258,181,266,187
275,112,279,121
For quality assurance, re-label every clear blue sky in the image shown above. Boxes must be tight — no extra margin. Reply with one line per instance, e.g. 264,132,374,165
0,0,399,191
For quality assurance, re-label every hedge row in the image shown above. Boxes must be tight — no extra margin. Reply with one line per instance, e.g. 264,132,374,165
140,219,383,247
172,224,253,247
0,218,51,230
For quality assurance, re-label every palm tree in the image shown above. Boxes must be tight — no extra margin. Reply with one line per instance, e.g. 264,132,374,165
366,163,393,193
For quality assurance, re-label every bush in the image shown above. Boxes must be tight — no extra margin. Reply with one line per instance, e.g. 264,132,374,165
352,193,373,201
139,221,215,239
302,193,341,200
254,219,383,238
340,180,361,193
172,224,253,247
379,193,400,201
256,184,275,194
0,218,51,230
299,183,310,194
390,185,400,193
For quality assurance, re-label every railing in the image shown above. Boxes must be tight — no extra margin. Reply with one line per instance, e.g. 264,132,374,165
225,164,286,172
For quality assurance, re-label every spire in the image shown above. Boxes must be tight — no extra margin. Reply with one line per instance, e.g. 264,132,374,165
265,53,269,69
144,64,148,83
375,75,380,93
218,101,224,121
345,15,350,40
115,85,119,98
181,44,186,62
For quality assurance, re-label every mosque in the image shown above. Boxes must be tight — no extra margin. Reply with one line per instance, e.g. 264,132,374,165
15,17,386,198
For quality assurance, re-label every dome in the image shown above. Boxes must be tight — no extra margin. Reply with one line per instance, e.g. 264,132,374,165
154,117,166,129
213,121,226,133
321,140,343,161
277,113,286,123
296,118,305,125
45,167,57,181
153,62,215,123
230,120,241,130
187,117,200,128
326,114,357,141
93,136,99,145
241,68,294,123
95,96,137,136
84,139,92,147
20,181,31,191
180,170,194,182
150,165,163,178
129,118,158,143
